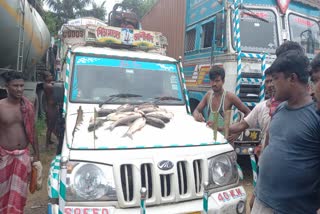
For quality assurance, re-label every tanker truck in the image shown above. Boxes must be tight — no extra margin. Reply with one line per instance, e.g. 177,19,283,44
0,0,51,116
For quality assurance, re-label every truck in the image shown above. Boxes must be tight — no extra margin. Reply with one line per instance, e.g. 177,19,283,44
47,5,247,214
0,0,51,116
141,0,320,155
184,0,320,155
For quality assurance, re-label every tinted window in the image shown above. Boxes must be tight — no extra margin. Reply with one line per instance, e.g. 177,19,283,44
185,29,196,51
289,14,320,55
237,9,278,53
70,56,184,105
202,21,215,48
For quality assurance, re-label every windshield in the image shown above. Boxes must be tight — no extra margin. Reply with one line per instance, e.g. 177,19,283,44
288,14,320,55
237,9,278,53
70,55,184,105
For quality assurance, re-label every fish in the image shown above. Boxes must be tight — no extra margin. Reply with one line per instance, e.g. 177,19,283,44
106,112,141,121
88,119,104,132
107,114,142,131
145,113,170,123
146,111,174,120
134,108,145,116
123,117,146,139
116,104,131,110
139,107,160,114
72,106,84,140
97,108,115,117
116,104,135,112
146,116,165,128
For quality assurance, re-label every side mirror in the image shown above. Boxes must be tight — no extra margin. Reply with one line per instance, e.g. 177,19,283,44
53,82,65,104
215,12,226,48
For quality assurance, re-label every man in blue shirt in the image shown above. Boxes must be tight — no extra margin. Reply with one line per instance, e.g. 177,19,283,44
310,53,320,115
251,50,320,214
310,53,320,214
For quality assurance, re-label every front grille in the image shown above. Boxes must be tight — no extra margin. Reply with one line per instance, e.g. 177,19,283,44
239,83,260,103
241,72,262,79
160,174,172,197
119,159,204,207
193,160,202,193
120,164,134,202
140,164,153,199
177,161,188,195
239,72,262,103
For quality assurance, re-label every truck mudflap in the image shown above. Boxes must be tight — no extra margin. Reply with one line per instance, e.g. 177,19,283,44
47,186,246,214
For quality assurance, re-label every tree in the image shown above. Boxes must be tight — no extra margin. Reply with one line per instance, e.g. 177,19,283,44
45,1,106,22
121,0,158,19
80,1,107,21
42,0,107,35
42,10,62,35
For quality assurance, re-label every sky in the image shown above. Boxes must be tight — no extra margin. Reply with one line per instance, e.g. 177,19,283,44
95,0,120,15
43,0,121,18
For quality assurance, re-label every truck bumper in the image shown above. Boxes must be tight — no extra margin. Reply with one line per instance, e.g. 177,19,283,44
48,186,246,214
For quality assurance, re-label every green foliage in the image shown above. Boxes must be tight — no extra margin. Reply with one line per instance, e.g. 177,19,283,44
36,116,47,138
79,1,107,21
43,11,62,35
38,0,157,36
121,0,158,19
42,0,107,35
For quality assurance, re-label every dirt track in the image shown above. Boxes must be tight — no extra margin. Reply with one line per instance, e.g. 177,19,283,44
24,133,56,214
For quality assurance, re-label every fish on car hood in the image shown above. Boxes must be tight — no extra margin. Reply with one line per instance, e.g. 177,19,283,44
66,105,227,149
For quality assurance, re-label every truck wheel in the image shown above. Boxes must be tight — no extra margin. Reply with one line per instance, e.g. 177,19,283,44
38,89,47,118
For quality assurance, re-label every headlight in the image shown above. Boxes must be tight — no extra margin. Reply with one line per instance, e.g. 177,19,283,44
66,162,117,201
208,152,238,188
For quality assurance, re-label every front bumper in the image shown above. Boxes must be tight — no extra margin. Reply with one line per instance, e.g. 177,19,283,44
48,186,246,214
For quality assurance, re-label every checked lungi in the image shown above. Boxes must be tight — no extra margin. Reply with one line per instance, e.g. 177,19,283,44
0,147,31,214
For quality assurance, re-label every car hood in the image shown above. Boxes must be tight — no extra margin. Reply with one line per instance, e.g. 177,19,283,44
66,104,227,149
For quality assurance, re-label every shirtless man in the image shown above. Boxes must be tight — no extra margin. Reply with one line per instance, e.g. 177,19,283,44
193,65,250,141
43,71,58,147
0,71,40,213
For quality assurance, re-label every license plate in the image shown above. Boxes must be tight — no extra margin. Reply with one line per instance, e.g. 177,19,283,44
212,187,246,205
64,207,113,214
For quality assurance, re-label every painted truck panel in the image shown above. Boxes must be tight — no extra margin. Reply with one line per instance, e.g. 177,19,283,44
140,0,319,156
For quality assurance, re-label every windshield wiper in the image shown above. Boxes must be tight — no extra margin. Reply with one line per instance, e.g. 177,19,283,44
240,5,269,23
153,96,182,103
99,93,142,107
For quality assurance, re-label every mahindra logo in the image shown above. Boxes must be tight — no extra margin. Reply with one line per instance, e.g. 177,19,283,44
158,160,174,170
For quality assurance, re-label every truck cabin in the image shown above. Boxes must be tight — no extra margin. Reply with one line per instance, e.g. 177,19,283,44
185,0,320,57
